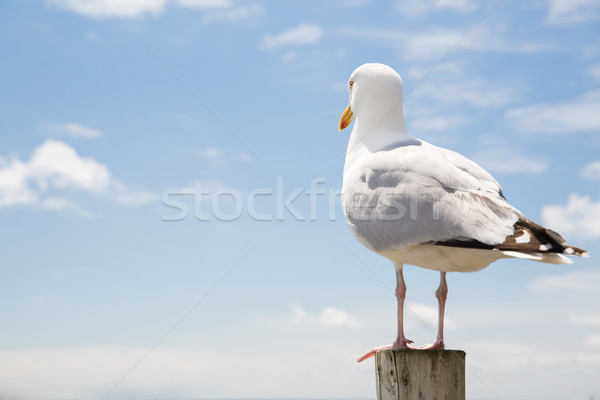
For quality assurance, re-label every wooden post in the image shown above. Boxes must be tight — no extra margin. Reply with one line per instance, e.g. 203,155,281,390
375,350,465,400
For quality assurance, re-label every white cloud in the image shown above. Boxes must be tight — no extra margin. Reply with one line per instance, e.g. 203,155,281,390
46,0,168,18
41,196,100,218
198,147,225,167
112,181,158,206
580,160,600,180
338,26,555,61
0,140,155,213
0,158,36,208
506,90,600,134
237,153,251,162
530,270,600,292
469,148,548,175
406,30,464,59
40,122,102,139
319,306,361,328
587,64,600,81
290,303,361,329
404,61,464,80
47,0,263,21
176,0,231,8
40,196,71,211
0,343,373,399
337,0,373,7
29,139,111,193
337,28,461,60
404,63,518,112
584,333,600,348
201,3,264,23
200,147,225,159
281,52,297,64
0,300,597,399
546,0,600,25
406,302,457,330
197,147,251,165
570,313,600,327
463,338,600,399
409,115,466,133
412,79,517,108
84,32,98,40
467,340,542,370
541,194,600,239
260,23,323,50
289,302,308,323
397,0,477,15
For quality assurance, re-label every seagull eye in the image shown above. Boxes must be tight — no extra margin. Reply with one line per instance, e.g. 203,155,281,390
349,81,354,89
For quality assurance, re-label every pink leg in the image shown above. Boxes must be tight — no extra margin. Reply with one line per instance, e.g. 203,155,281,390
358,264,413,362
430,271,447,349
392,265,413,349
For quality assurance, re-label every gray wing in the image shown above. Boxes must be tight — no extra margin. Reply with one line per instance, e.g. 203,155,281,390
342,142,521,252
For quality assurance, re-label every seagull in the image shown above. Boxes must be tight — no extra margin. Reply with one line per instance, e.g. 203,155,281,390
338,63,588,362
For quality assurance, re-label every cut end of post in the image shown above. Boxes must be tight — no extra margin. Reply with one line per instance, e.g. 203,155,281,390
375,349,466,400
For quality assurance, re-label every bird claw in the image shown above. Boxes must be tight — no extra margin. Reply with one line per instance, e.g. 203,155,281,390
357,346,387,362
357,339,447,362
357,339,414,362
411,341,445,350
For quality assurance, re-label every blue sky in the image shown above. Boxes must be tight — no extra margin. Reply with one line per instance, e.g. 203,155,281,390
1,0,599,399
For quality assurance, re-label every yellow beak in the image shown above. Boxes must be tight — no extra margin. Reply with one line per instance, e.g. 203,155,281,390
339,104,354,131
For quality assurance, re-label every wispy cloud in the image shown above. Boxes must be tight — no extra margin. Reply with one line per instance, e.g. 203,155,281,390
587,63,600,81
530,270,600,292
112,181,158,206
412,78,518,108
260,23,323,50
396,0,478,15
469,148,548,175
541,194,600,239
408,115,466,133
506,90,600,134
197,146,251,165
176,0,231,8
0,343,372,398
585,333,600,348
40,122,103,139
337,0,373,7
580,160,600,180
545,0,600,25
404,60,464,80
201,3,263,23
47,0,261,21
40,196,100,218
199,147,225,159
570,313,600,327
0,140,156,214
289,303,361,328
46,0,168,18
337,26,556,61
406,302,457,330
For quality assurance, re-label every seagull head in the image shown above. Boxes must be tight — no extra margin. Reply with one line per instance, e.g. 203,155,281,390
339,63,405,132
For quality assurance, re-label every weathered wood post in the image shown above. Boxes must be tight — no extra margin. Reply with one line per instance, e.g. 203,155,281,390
375,350,466,400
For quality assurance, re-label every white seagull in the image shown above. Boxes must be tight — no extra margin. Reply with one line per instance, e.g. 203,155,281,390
339,63,588,362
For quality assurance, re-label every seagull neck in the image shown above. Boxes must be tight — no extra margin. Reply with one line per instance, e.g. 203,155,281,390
347,108,410,155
